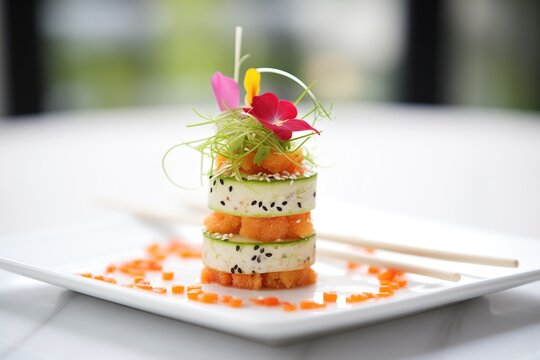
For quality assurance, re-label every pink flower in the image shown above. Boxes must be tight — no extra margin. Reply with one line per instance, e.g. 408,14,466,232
244,92,320,141
211,72,240,111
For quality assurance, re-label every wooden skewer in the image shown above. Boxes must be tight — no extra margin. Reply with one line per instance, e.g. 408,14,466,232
318,232,519,268
317,246,461,282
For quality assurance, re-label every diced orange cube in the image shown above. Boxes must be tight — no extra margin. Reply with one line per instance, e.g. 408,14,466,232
171,284,185,295
263,297,280,306
299,300,327,310
368,266,380,275
228,298,243,308
80,273,92,278
187,289,203,301
282,302,297,312
379,285,394,295
93,275,105,281
134,277,145,284
378,269,397,282
200,293,218,304
162,272,174,281
105,264,116,274
153,287,167,295
323,291,338,303
250,297,265,306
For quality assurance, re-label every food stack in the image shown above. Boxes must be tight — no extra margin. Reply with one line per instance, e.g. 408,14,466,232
201,155,318,289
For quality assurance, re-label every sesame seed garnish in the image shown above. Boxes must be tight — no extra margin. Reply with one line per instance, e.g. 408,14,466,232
254,245,259,250
265,253,272,257
219,179,224,185
231,267,235,274
257,256,261,263
270,202,275,208
238,268,242,274
213,180,216,186
276,207,282,211
297,202,302,208
258,201,262,208
210,188,213,193
262,206,268,211
234,264,238,269
236,245,240,251
251,200,257,206
251,255,257,261
282,201,288,206
229,185,233,192
220,200,226,206
260,248,264,253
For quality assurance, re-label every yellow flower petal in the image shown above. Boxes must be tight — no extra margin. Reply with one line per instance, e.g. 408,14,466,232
243,68,261,106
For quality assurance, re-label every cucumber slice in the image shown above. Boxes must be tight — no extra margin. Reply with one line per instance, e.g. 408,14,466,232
202,231,316,274
208,174,317,217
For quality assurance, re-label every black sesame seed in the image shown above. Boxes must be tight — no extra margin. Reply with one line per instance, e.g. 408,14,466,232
254,245,259,250
266,253,272,257
213,180,216,186
262,206,268,211
229,185,233,192
276,207,282,211
257,256,261,263
231,267,235,274
270,202,275,208
260,248,264,253
252,270,256,274
251,200,257,206
251,255,257,261
297,202,302,208
234,265,238,270
282,201,288,206
313,191,316,197
238,268,242,274
210,188,213,193
258,201,262,208
219,179,224,185
236,245,240,251
220,200,226,206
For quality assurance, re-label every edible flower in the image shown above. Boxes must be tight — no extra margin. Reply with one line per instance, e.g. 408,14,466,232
243,68,261,106
244,92,320,141
211,72,240,111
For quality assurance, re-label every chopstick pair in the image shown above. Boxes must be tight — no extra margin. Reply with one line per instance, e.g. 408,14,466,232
99,198,519,282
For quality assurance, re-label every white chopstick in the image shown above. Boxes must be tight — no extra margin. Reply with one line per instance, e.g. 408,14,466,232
317,246,461,282
318,232,519,268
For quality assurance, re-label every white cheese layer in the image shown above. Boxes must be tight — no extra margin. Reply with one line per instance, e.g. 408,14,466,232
208,174,317,217
202,231,316,274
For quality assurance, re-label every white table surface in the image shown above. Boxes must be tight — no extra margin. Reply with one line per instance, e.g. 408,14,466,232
1,104,540,359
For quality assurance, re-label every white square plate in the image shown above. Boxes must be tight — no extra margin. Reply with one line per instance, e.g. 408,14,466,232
1,201,540,345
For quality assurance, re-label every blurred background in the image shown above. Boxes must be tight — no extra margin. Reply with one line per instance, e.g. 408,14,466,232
1,0,540,116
